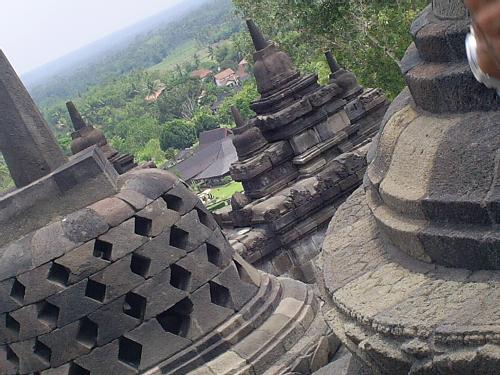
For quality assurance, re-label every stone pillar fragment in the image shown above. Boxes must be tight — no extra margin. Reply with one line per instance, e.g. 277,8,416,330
433,0,469,19
0,50,66,188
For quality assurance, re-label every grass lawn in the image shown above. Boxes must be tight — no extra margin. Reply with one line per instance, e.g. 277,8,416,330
148,38,233,74
148,39,211,73
211,181,243,201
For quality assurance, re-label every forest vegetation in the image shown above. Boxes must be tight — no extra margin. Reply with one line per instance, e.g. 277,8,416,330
0,0,428,191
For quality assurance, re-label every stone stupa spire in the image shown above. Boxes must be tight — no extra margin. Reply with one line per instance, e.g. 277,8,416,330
66,100,87,131
246,19,269,52
0,50,67,188
66,101,137,174
230,106,246,128
325,51,341,73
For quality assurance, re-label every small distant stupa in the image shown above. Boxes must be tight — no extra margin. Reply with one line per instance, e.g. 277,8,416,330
66,101,137,174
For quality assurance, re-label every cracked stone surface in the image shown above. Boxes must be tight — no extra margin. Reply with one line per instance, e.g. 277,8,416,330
322,187,500,375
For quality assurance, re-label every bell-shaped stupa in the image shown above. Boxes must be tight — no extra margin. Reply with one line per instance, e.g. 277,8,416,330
322,0,500,373
0,51,334,375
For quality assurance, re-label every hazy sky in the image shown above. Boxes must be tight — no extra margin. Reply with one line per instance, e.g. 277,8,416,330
0,0,183,74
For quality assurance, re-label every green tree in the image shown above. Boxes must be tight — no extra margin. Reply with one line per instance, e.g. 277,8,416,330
232,0,427,99
136,138,167,166
193,53,201,68
208,45,216,61
156,77,202,122
192,107,219,135
216,80,259,126
160,119,197,150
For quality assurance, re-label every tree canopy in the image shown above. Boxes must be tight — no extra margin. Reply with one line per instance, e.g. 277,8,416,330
232,0,427,99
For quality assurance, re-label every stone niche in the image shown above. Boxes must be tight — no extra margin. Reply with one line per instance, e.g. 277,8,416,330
321,1,500,374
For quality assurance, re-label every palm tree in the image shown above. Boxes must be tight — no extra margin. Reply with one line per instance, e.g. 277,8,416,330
193,53,201,68
208,45,215,61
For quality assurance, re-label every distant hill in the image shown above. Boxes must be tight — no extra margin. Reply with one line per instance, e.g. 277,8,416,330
23,0,205,89
27,0,237,108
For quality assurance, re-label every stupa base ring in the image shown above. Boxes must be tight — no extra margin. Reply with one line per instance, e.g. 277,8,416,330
322,188,500,375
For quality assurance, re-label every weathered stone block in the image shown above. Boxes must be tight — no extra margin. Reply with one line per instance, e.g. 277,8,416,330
55,240,110,285
96,218,148,261
124,319,192,371
38,319,92,367
0,50,66,188
133,267,187,319
16,262,65,305
89,197,135,227
315,110,351,141
188,284,234,341
134,231,186,278
308,83,342,107
0,146,117,247
9,338,51,373
47,279,102,327
290,129,321,155
90,254,145,302
258,98,312,130
176,245,220,292
74,340,137,375
163,183,199,216
88,295,140,345
135,199,180,237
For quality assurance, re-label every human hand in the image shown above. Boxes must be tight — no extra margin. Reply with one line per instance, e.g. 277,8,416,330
465,0,500,79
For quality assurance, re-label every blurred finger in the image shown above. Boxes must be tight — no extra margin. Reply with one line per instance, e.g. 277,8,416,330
465,0,496,14
475,1,500,37
477,46,500,77
476,36,500,77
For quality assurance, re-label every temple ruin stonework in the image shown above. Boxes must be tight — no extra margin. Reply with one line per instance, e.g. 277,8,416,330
216,21,388,282
320,0,500,374
0,51,335,374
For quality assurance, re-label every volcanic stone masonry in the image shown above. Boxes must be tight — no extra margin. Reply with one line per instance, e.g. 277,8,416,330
0,50,336,374
215,20,389,282
66,101,138,174
320,0,500,374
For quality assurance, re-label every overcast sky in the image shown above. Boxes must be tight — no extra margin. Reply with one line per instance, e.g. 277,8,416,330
0,0,183,74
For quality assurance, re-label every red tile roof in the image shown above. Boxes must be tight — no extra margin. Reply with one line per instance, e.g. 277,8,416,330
214,68,236,81
190,69,212,79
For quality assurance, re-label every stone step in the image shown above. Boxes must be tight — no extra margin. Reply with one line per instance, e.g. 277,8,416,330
182,278,332,375
151,273,281,375
410,5,469,63
402,47,499,113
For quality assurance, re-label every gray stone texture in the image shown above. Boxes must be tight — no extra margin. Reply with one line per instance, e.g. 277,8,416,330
433,0,468,19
